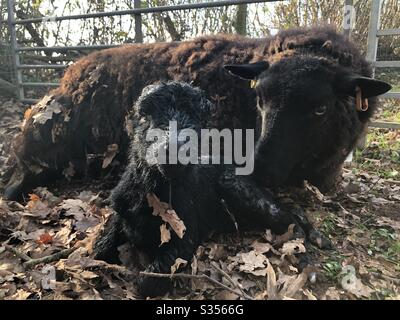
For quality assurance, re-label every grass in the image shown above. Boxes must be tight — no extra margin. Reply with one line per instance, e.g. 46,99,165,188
323,258,344,282
353,99,400,180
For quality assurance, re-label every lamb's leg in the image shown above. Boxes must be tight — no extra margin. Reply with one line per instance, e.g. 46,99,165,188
93,164,156,263
137,184,201,298
137,234,198,298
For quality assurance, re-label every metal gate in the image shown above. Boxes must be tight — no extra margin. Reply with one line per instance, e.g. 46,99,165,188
366,0,400,130
4,0,280,104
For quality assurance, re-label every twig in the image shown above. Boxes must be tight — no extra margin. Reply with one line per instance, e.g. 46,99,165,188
139,271,254,300
365,177,382,194
370,272,400,285
210,262,254,300
383,179,400,186
4,244,31,262
4,244,77,269
23,247,76,269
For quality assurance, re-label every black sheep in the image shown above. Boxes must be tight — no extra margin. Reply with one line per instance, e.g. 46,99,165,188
4,26,391,200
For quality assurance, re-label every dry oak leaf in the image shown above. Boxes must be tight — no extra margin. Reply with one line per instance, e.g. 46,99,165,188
236,251,269,276
102,144,119,169
37,232,53,245
146,193,186,239
32,100,62,125
25,194,51,218
280,239,306,256
274,224,296,247
160,224,171,246
251,240,274,254
171,258,188,275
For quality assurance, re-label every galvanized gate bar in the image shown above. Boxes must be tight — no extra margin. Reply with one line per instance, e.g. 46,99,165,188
17,44,119,52
21,82,59,87
12,0,280,24
373,61,400,68
6,0,23,100
370,121,400,130
364,0,400,132
17,64,67,69
382,93,400,99
376,28,400,36
366,0,381,68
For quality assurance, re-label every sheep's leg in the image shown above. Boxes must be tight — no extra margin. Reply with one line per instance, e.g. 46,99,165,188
92,213,126,263
218,168,331,249
284,205,332,249
218,169,295,233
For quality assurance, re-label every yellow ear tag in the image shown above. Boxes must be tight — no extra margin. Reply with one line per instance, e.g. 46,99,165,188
250,80,258,89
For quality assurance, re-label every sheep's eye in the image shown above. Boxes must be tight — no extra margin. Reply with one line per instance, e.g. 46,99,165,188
315,105,327,116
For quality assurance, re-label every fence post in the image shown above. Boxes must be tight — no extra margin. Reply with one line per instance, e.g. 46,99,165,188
366,0,381,73
355,0,381,149
134,0,143,43
6,0,23,100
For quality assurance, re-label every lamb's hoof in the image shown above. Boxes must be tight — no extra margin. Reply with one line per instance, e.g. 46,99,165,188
137,264,173,298
308,230,332,249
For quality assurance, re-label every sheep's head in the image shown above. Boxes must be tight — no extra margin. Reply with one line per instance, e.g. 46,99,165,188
225,56,391,190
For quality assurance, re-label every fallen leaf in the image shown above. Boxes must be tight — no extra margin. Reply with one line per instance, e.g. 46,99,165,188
59,199,88,221
25,194,51,218
266,261,277,300
171,258,187,275
147,193,186,238
279,271,308,299
341,276,374,298
274,224,295,246
208,244,227,260
236,251,268,276
302,289,317,300
213,290,238,300
280,239,306,256
37,233,53,245
160,224,171,246
102,144,119,169
32,100,62,125
8,288,32,300
251,241,273,254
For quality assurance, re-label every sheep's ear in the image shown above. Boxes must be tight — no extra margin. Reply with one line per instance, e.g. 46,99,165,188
347,76,392,98
224,61,269,80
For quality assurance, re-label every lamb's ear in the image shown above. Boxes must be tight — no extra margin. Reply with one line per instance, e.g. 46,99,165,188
346,76,392,98
224,61,269,80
